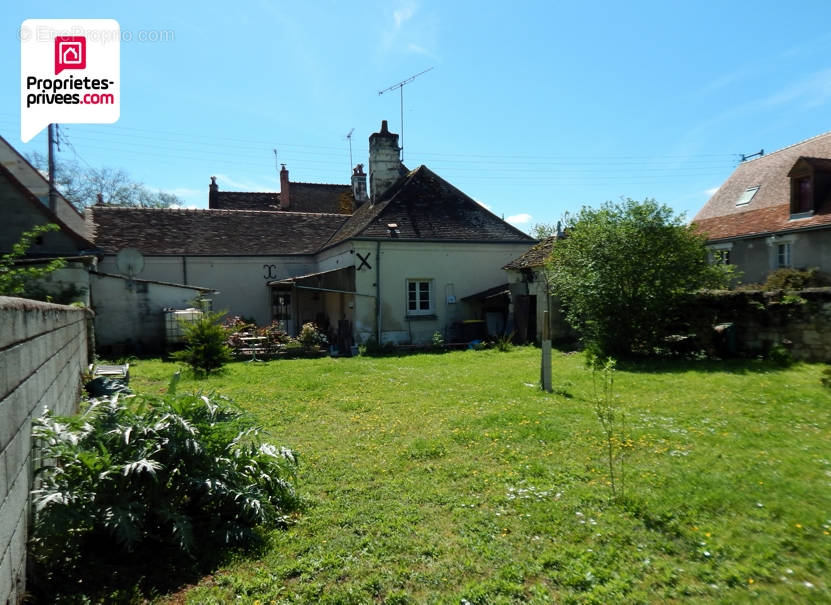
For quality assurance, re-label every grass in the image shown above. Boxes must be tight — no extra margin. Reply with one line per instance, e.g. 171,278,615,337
124,348,831,604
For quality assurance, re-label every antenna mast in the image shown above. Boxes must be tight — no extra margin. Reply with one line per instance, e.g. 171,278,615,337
378,66,433,162
345,128,355,173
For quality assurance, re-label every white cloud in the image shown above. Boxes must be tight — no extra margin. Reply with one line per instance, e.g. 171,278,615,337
212,173,278,192
506,213,533,225
393,2,417,29
380,1,439,59
474,198,492,211
704,187,719,196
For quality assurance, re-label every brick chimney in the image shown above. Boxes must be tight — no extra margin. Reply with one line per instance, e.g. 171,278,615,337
369,120,401,203
279,164,290,209
209,176,218,208
352,163,368,205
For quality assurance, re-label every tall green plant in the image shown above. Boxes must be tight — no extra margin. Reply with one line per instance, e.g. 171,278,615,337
0,223,65,296
172,310,233,376
30,383,300,600
587,354,625,500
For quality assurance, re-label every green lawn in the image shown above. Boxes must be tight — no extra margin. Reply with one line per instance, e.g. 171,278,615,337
128,348,831,604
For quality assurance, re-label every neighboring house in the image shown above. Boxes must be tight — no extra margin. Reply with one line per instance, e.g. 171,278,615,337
502,234,573,344
90,121,535,347
208,163,358,214
693,131,831,283
0,134,96,304
0,134,216,352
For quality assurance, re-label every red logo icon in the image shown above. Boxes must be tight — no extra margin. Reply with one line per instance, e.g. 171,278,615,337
55,36,86,74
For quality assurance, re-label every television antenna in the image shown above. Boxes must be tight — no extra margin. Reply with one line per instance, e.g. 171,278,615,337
345,128,355,173
740,149,764,163
378,66,433,162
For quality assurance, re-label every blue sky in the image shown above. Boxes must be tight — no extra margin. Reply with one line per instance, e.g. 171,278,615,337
4,1,831,231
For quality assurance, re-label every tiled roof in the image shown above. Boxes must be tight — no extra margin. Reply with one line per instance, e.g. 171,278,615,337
694,199,831,241
290,183,354,214
503,236,555,270
324,165,534,249
89,207,347,255
212,184,353,214
212,192,280,211
693,131,831,240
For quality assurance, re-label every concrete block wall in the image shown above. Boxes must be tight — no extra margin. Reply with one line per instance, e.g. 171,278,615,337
0,297,91,605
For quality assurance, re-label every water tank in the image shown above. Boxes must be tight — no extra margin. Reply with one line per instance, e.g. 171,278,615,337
165,308,203,344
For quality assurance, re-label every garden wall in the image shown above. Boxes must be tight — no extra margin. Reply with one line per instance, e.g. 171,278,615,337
680,288,831,362
0,297,92,604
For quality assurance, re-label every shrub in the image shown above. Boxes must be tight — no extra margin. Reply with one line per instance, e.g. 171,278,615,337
29,380,300,601
431,330,445,351
546,198,730,357
763,267,831,291
298,322,328,350
172,310,233,376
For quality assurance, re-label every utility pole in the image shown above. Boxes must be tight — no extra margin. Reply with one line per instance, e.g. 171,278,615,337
378,67,433,162
47,123,57,212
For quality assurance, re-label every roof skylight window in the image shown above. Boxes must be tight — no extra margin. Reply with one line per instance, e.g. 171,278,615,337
735,186,759,206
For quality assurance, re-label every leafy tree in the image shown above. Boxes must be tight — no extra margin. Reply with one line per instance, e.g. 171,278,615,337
546,198,729,357
0,224,66,296
26,151,179,210
531,213,571,240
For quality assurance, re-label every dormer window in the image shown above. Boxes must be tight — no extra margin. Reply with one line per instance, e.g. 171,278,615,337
794,176,812,213
787,156,830,219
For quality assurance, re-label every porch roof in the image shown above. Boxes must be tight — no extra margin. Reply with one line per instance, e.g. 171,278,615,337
462,283,510,302
267,267,350,286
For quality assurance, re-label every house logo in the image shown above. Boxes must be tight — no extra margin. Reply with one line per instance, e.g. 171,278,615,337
20,19,120,142
55,36,86,74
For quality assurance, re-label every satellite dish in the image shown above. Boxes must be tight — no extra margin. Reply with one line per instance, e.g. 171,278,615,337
116,248,145,278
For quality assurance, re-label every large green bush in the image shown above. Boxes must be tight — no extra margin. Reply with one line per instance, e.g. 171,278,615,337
547,198,730,357
29,379,300,601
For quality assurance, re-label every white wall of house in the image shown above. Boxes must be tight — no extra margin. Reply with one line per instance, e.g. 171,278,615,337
351,240,533,344
90,273,210,352
97,255,318,325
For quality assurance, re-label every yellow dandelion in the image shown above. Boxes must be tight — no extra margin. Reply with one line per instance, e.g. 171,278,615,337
795,523,803,529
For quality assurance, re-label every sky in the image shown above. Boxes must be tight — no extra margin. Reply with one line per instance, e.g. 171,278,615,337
4,1,831,232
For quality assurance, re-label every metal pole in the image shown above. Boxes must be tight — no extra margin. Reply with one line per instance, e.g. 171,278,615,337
47,123,57,212
399,85,404,162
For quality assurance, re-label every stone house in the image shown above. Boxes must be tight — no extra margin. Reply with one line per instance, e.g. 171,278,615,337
693,131,831,283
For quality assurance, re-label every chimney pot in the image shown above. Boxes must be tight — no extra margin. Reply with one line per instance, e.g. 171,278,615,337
208,176,218,208
280,164,290,209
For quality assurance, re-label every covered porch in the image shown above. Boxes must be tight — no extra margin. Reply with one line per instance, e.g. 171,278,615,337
268,267,358,354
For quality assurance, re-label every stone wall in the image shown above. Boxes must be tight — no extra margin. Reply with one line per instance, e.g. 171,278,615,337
678,288,831,362
0,297,92,604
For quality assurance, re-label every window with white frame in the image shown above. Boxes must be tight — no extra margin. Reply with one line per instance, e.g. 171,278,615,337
407,279,432,315
777,242,792,268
